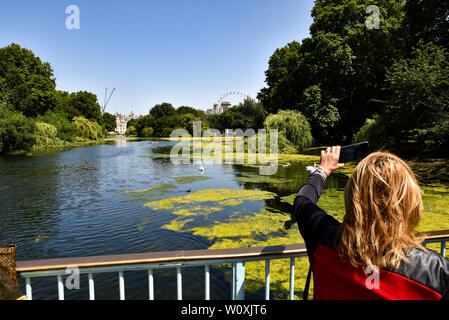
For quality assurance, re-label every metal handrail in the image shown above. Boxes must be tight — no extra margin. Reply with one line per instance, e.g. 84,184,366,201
16,230,449,300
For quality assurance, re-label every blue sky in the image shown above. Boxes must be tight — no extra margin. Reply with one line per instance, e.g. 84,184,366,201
0,0,315,116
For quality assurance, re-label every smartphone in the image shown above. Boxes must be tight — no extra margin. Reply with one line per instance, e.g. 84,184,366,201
338,141,370,163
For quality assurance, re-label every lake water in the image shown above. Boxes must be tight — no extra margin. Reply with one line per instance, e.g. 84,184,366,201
1,139,448,299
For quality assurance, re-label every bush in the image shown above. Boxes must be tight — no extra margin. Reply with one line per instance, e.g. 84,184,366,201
33,122,68,148
73,116,104,141
141,127,154,137
126,125,137,136
37,110,76,142
0,108,36,153
161,127,174,137
264,110,313,153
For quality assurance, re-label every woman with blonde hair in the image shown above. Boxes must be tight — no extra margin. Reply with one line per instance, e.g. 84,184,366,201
294,146,449,299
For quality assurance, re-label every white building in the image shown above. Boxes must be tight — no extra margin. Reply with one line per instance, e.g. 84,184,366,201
206,101,232,115
115,112,137,135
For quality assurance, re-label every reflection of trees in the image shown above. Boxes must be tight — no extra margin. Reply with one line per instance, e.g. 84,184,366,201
232,163,348,196
0,155,63,260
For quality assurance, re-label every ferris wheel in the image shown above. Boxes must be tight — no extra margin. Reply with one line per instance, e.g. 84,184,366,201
217,91,251,105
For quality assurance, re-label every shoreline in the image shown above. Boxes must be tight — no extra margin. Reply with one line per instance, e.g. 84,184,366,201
3,137,448,184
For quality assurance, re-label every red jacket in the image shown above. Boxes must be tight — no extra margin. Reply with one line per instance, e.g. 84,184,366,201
294,174,449,300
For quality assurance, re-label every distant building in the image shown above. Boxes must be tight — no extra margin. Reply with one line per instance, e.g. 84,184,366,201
115,112,137,135
206,101,232,115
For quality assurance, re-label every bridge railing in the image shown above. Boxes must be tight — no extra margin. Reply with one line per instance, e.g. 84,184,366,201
16,230,449,300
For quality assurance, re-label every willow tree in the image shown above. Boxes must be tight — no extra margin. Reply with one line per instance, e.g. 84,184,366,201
264,110,313,153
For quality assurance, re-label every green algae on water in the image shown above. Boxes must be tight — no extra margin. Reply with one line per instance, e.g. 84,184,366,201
172,176,212,184
144,188,276,211
121,183,178,203
235,172,293,184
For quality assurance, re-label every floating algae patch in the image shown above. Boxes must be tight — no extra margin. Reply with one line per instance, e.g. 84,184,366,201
182,207,310,299
162,218,194,232
171,176,212,184
235,172,293,184
144,189,276,211
121,183,178,203
171,206,223,217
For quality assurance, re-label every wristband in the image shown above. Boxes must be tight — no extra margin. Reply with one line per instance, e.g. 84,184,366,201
314,167,328,180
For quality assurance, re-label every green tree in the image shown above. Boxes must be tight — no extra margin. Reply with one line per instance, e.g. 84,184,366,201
264,110,313,153
73,116,104,141
382,42,449,155
298,85,340,143
68,91,102,122
126,125,137,136
33,122,68,148
37,110,76,142
402,0,449,49
101,112,116,132
150,102,176,118
141,127,154,137
0,43,57,117
258,0,407,144
0,107,36,153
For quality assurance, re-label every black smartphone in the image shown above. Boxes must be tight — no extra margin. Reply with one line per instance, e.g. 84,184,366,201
338,141,370,163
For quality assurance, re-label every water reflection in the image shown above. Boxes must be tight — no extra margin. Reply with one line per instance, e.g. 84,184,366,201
0,140,372,299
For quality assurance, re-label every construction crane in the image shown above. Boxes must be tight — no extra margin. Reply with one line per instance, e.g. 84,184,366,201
102,88,116,114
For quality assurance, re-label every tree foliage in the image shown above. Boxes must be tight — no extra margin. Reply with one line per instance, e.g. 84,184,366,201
264,110,313,153
382,42,449,155
0,106,36,153
0,43,57,117
258,0,407,144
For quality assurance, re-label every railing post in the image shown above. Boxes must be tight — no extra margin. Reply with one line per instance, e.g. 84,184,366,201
148,269,154,300
289,257,295,300
233,261,245,300
205,265,210,300
119,271,125,300
265,259,270,300
177,267,182,300
57,275,64,300
88,273,95,300
25,277,32,300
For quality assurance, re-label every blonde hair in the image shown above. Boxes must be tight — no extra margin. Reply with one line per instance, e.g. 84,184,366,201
338,152,425,270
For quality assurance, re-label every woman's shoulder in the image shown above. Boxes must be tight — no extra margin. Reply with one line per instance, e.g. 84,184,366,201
386,247,449,297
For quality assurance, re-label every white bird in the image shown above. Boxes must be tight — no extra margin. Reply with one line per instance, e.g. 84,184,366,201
305,163,318,173
199,163,204,173
283,162,291,168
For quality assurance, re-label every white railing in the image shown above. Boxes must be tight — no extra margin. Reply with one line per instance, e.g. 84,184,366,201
16,230,449,300
17,244,307,300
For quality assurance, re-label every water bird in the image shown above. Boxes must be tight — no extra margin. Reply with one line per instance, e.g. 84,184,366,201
283,162,291,167
199,163,204,173
186,188,191,193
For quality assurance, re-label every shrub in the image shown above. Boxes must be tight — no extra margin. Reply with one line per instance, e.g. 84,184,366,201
33,122,68,148
73,116,104,141
141,127,154,137
37,110,76,142
126,125,137,136
0,108,36,153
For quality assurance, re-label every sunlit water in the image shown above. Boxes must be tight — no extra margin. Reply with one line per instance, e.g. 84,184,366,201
1,139,447,299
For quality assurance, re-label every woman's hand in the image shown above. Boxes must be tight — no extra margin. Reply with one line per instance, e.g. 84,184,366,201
319,146,345,176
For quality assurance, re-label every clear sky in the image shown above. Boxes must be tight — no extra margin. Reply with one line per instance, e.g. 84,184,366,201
0,0,315,116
